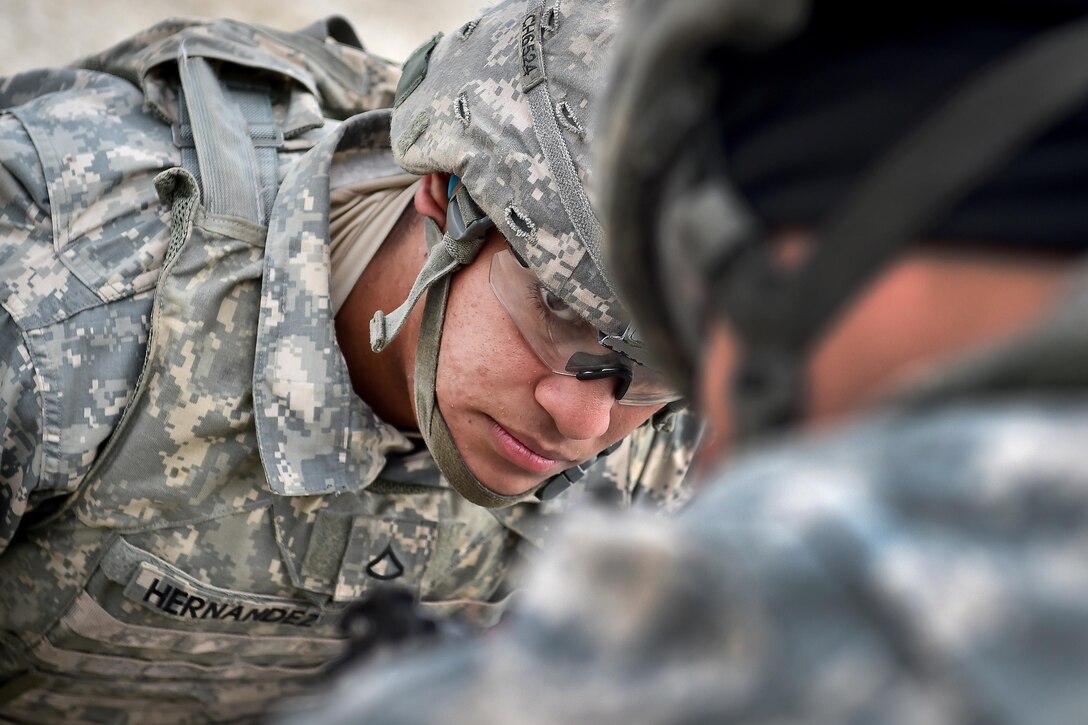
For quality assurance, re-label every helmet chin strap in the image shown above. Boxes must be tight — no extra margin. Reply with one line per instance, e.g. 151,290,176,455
369,187,491,352
369,191,546,508
411,249,545,509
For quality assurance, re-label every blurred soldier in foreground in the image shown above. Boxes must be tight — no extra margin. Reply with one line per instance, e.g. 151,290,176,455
279,1,1088,723
0,1,696,721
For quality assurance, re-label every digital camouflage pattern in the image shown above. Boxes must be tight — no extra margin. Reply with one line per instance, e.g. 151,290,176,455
0,14,697,724
391,0,629,337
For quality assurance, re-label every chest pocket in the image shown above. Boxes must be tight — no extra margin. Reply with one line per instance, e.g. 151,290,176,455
59,536,344,653
2,531,348,724
270,478,518,614
272,486,438,601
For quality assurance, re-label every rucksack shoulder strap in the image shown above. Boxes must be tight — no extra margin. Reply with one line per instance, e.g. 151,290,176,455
76,17,402,226
78,17,401,131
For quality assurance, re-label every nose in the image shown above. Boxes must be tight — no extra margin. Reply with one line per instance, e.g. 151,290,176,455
535,372,615,441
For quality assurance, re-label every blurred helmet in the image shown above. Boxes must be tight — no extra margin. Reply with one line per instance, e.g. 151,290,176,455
600,0,1088,437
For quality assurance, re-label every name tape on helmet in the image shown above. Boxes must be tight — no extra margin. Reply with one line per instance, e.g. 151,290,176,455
520,12,546,91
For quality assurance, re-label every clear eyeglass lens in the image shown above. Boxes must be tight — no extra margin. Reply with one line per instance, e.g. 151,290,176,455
490,249,680,407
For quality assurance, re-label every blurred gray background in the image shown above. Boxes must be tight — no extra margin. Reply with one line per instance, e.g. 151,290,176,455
0,0,488,73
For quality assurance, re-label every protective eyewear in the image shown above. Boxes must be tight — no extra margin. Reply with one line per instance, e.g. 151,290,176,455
489,249,681,406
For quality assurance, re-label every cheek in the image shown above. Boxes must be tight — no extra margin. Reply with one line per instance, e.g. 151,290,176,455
434,262,538,410
435,317,493,411
606,405,659,443
441,306,527,384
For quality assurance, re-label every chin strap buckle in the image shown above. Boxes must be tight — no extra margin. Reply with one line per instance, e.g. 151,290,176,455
535,440,623,501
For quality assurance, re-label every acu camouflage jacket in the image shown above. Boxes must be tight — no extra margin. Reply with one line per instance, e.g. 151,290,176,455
0,18,696,723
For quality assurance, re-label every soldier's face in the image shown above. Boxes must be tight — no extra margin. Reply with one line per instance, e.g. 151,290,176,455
435,232,662,496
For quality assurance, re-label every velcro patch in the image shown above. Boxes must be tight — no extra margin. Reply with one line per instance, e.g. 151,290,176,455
394,33,441,108
520,12,546,91
124,562,323,629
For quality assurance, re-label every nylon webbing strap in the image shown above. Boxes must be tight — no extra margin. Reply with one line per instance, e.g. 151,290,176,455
412,271,535,509
175,50,282,225
370,219,460,352
230,85,282,222
174,88,203,198
522,0,614,299
370,187,490,353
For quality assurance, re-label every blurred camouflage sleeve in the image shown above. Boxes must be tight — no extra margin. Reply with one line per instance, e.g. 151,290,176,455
627,408,701,512
582,408,701,513
488,409,701,581
0,313,41,554
0,113,49,554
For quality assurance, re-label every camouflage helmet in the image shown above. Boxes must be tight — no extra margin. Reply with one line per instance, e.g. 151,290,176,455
388,0,629,338
600,0,1088,438
369,0,646,508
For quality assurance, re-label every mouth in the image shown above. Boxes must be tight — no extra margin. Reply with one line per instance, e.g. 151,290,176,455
487,418,570,475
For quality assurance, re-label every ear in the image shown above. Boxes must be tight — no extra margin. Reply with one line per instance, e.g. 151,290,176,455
414,172,452,231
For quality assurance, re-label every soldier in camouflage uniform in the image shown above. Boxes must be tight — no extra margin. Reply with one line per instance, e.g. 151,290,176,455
278,1,1088,723
0,1,696,722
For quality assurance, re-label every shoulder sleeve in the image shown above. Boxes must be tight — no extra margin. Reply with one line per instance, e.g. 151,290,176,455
0,311,43,554
0,109,53,555
582,408,702,513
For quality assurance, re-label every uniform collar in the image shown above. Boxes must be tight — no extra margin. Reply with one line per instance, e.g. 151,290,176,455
253,109,413,496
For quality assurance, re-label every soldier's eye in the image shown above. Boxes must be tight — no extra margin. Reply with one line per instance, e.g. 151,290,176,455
540,287,580,323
